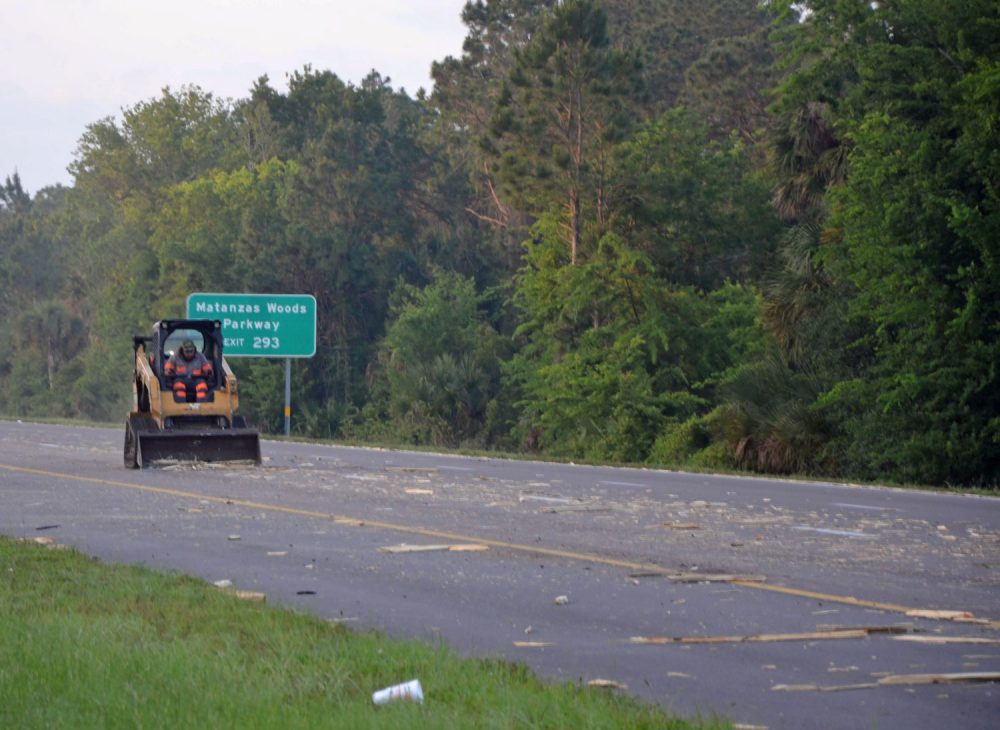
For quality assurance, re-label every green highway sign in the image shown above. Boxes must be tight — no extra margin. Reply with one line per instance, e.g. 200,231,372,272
186,293,316,358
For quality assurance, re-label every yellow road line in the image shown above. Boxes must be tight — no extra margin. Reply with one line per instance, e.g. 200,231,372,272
3,461,995,627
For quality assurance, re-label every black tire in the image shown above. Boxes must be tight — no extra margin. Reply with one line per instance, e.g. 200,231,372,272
124,420,139,469
232,415,248,429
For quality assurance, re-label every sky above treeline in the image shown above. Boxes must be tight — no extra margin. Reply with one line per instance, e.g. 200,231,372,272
1,0,468,191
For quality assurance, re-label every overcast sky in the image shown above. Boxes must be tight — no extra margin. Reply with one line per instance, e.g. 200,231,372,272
1,0,468,192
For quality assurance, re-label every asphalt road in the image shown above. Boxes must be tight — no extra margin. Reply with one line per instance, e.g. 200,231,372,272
1,421,998,729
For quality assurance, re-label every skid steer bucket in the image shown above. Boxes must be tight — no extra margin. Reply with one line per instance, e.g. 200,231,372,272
134,427,262,467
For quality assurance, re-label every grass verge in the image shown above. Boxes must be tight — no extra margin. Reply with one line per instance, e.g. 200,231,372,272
1,537,726,729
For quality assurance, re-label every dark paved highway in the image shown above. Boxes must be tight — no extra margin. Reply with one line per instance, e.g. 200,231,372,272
2,421,998,729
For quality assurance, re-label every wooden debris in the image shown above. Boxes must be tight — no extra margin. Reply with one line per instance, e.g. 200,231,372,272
404,488,434,495
379,543,448,553
774,671,1000,692
630,627,907,645
877,672,1000,686
541,505,611,514
773,683,878,692
379,543,488,554
905,609,974,621
667,573,767,584
228,589,266,602
513,641,553,648
519,494,575,505
18,535,68,550
893,635,1000,646
587,679,627,690
662,523,701,530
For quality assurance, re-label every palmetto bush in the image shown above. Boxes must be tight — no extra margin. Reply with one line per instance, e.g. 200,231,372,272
718,351,829,475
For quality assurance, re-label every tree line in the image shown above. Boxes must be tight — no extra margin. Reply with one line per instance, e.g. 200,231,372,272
1,0,997,487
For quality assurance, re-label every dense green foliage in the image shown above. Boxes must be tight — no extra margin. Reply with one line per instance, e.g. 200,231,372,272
1,0,996,487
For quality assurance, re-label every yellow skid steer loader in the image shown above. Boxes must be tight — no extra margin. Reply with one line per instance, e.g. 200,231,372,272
124,319,261,467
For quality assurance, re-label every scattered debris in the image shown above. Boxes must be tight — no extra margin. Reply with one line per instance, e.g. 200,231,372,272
514,641,553,648
587,679,627,690
379,543,488,553
227,535,240,541
554,595,570,606
35,524,60,531
327,617,358,624
733,724,769,730
31,536,55,545
213,579,233,588
296,590,316,595
662,523,701,530
630,627,907,645
372,679,424,705
404,488,434,495
267,551,288,557
667,672,691,678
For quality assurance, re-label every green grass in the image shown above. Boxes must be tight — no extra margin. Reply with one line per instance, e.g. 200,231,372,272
0,538,724,729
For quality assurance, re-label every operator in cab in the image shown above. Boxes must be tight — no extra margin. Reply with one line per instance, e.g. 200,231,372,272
164,339,214,402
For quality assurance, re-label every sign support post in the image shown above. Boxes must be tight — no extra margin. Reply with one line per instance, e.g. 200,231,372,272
284,358,292,436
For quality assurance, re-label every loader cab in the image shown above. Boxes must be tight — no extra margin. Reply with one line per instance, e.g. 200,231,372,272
150,319,225,400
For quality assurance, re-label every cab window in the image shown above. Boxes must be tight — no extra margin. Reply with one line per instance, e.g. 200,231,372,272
164,330,205,358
